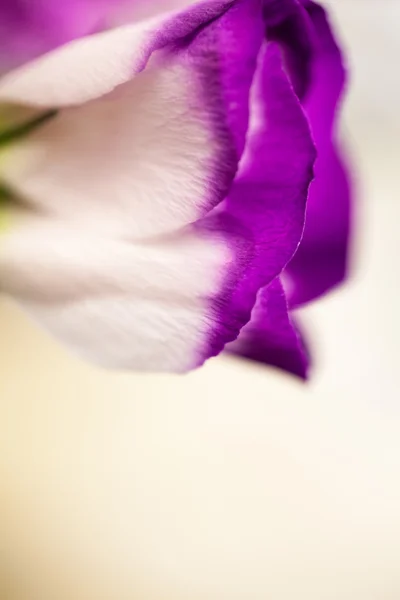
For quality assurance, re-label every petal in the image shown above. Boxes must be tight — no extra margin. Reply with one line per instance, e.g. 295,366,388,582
0,214,232,372
204,42,316,360
284,1,352,306
0,0,264,239
227,278,310,379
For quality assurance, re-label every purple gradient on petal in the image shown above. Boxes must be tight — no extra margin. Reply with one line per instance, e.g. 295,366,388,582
215,0,265,156
160,0,264,159
177,0,264,215
284,1,352,307
227,278,310,379
141,0,263,231
199,42,316,364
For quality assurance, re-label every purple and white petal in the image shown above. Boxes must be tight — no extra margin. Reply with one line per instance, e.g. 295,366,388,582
0,215,233,372
227,278,310,379
0,1,255,107
284,1,352,306
0,0,263,239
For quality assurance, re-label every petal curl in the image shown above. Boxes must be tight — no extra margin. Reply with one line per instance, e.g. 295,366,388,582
227,278,309,379
204,42,316,361
284,1,351,306
0,0,263,239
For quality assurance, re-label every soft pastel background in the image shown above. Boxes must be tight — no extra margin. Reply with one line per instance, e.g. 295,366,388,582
1,1,399,599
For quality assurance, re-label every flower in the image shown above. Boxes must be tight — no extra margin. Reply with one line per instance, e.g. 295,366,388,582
0,0,351,377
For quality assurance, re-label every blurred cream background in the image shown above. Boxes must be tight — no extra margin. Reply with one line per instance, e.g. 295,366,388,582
1,1,400,599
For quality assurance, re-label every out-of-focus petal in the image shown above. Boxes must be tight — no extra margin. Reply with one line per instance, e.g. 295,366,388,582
284,1,351,306
110,0,200,23
0,0,114,73
227,278,309,379
0,0,263,239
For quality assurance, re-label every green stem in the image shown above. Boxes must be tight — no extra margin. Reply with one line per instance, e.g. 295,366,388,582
0,110,57,147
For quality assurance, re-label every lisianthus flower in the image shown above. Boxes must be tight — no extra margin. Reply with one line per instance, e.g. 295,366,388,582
0,0,351,377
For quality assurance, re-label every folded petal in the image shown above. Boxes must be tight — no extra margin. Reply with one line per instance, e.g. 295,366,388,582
204,42,316,360
227,278,310,379
0,0,263,239
284,1,351,306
